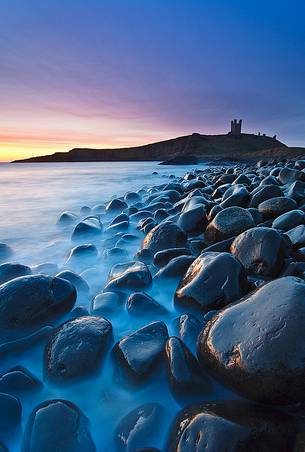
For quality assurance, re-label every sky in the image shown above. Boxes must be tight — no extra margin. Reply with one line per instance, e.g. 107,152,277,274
0,0,305,161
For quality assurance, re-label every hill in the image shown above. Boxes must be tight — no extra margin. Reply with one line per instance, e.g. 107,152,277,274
12,132,302,163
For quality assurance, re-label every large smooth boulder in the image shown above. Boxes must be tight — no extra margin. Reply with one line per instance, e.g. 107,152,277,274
165,337,211,399
258,196,297,219
141,222,186,253
0,275,76,340
205,207,254,243
177,205,207,234
0,366,41,396
220,185,249,208
55,270,89,294
155,256,195,279
0,392,21,432
22,399,95,452
175,252,248,312
249,184,282,208
71,217,102,241
231,227,288,277
173,313,203,352
113,321,168,380
114,403,163,452
272,209,305,231
153,248,191,268
45,316,112,382
167,401,295,452
127,292,168,316
105,198,127,213
0,263,32,285
105,261,152,291
197,277,305,405
285,224,305,249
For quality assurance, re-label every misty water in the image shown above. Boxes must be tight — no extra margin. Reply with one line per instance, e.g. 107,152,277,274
0,161,239,451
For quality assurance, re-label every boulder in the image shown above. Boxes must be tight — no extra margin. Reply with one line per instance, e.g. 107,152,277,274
114,403,163,452
177,205,207,234
71,218,102,241
175,252,248,312
127,292,168,316
105,198,128,213
285,224,305,249
0,366,41,396
155,256,195,279
22,399,95,452
167,401,295,452
173,313,202,352
220,185,249,208
113,321,168,380
153,248,191,268
56,270,90,294
249,184,283,208
258,196,297,220
231,227,288,277
91,291,123,315
0,275,76,340
205,207,254,243
197,276,305,404
0,243,13,261
105,261,152,291
141,222,186,253
0,263,32,285
0,392,21,431
45,316,112,382
272,209,305,231
57,211,78,225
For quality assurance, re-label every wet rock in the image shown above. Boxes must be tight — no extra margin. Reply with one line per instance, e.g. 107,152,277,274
103,247,128,260
114,403,163,452
155,256,195,279
72,218,102,241
0,366,42,396
247,207,263,225
127,292,168,316
175,252,248,312
231,227,288,277
141,222,187,253
287,180,305,202
66,244,98,266
177,205,207,234
165,337,211,400
203,237,235,253
278,166,301,184
56,270,90,294
0,243,12,261
249,184,283,208
0,275,76,338
105,261,152,291
258,196,297,219
189,239,206,256
125,191,141,203
167,400,295,452
92,204,105,213
220,185,249,208
32,262,58,275
57,211,78,225
0,392,21,432
206,205,223,221
45,316,112,381
197,276,305,405
113,321,168,380
272,209,305,231
107,221,129,233
154,209,169,222
80,206,91,214
173,313,202,352
134,249,154,264
153,248,191,268
285,224,305,249
70,306,89,318
110,213,129,226
91,291,123,315
22,399,95,452
205,207,254,243
0,263,32,285
106,198,127,213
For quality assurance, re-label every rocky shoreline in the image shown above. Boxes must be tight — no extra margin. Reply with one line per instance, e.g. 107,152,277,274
2,158,305,450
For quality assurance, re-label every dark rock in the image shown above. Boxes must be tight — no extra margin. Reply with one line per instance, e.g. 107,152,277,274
0,263,32,285
57,211,78,225
155,256,195,279
103,247,128,260
175,252,248,312
113,321,168,380
197,276,305,405
70,306,89,318
165,337,211,400
80,206,91,214
0,392,21,431
125,192,141,203
167,400,295,452
258,196,297,219
0,275,76,338
272,209,305,231
0,366,41,396
285,224,305,249
114,403,163,451
134,249,154,264
231,227,288,277
189,239,206,256
72,218,102,241
56,270,90,294
22,399,95,452
205,207,254,243
153,248,191,268
141,222,187,253
143,221,156,234
66,244,98,265
105,261,152,291
220,185,249,208
127,292,168,316
177,205,207,234
247,207,263,225
154,209,169,222
249,184,283,208
278,166,301,184
105,198,128,213
45,316,112,381
203,237,235,253
110,213,129,226
107,220,129,233
206,205,223,221
91,291,124,315
286,180,305,202
173,313,202,351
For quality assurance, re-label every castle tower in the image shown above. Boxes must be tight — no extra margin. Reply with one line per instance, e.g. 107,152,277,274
230,119,242,136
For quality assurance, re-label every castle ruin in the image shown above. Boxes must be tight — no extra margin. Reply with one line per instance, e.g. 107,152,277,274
230,119,242,136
